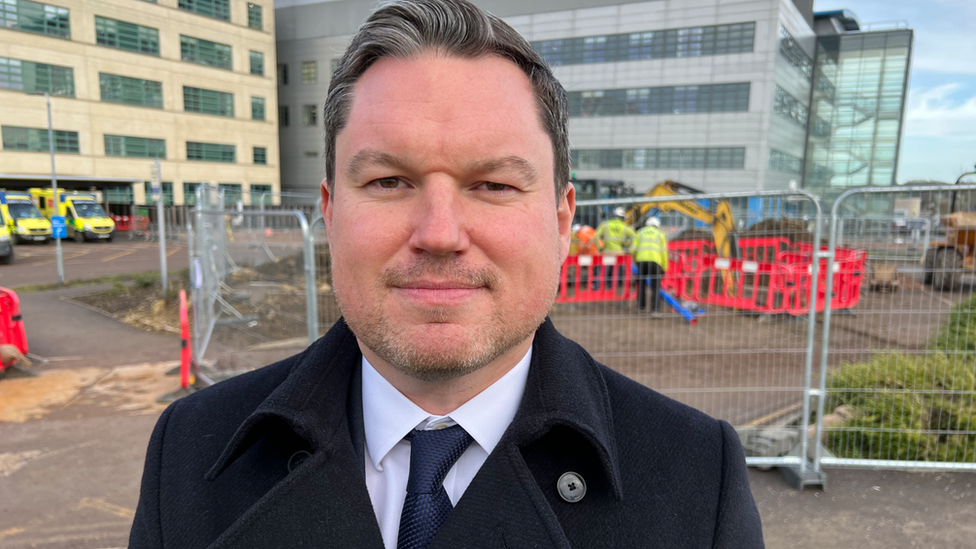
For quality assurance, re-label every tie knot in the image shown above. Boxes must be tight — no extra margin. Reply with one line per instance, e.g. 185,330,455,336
405,424,473,494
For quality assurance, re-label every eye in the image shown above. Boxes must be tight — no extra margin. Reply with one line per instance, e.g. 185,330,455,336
372,177,402,189
481,181,511,192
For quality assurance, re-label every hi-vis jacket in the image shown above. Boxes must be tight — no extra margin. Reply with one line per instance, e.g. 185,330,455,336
594,219,636,254
631,225,668,269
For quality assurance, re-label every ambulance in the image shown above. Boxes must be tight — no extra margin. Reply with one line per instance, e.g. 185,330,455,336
0,190,53,244
29,189,115,242
0,210,12,264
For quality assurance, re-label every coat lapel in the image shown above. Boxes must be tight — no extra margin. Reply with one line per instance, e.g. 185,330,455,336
205,320,384,548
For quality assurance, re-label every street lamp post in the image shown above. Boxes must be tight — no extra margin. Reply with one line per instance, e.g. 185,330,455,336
28,92,65,285
949,163,976,213
955,163,976,185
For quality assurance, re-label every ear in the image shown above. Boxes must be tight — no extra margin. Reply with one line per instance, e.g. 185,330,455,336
320,178,333,234
557,182,576,261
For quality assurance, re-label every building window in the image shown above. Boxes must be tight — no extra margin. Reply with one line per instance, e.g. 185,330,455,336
99,73,163,108
301,61,316,84
568,83,750,117
249,51,264,76
2,125,79,153
183,182,199,206
773,85,808,129
279,106,289,127
302,104,317,126
250,184,272,205
251,97,265,121
768,149,802,174
219,183,242,206
104,185,133,204
0,57,74,97
95,16,159,56
779,27,813,79
142,181,173,205
180,35,232,70
277,63,287,85
183,86,234,117
0,0,70,39
105,135,165,158
178,0,229,22
247,3,262,30
533,22,755,67
571,147,745,170
253,147,267,165
187,141,235,163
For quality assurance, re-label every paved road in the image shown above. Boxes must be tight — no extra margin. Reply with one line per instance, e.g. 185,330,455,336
0,235,188,289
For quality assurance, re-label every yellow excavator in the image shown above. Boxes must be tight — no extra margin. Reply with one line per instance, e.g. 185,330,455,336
624,180,737,259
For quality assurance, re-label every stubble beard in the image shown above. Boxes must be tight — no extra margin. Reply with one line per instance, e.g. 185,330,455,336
333,254,558,382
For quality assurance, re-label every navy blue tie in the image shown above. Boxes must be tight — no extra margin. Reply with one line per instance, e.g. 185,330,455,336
396,424,473,549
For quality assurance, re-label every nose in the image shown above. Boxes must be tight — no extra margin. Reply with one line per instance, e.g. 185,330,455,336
408,181,469,256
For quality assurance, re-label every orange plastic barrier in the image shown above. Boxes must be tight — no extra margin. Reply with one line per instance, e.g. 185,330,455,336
0,286,28,367
557,254,635,303
179,290,195,389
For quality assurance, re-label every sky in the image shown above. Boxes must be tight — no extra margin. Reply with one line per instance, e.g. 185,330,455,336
815,0,976,183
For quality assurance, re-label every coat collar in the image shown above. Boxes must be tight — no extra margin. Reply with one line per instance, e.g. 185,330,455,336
207,317,621,500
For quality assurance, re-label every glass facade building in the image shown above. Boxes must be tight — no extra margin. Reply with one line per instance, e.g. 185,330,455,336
803,29,913,196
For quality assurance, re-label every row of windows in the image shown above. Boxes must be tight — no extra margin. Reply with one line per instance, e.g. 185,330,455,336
277,59,340,86
779,27,813,79
532,22,755,67
2,0,263,44
93,73,265,121
1,126,269,165
569,83,749,117
773,85,808,129
1,0,69,39
113,183,274,207
5,9,266,78
0,56,74,97
768,149,802,175
571,147,746,170
2,125,78,153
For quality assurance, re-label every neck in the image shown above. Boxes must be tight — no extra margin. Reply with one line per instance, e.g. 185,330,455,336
360,339,531,416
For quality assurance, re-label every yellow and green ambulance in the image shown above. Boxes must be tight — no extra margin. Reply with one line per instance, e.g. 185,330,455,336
29,189,115,242
0,190,53,244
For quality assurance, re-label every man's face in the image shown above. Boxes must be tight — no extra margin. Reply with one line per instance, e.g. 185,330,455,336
323,53,574,382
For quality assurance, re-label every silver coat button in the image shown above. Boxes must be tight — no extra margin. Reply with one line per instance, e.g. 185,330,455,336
557,471,586,503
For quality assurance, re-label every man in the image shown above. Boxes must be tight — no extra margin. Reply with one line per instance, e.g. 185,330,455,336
130,1,763,548
594,207,637,292
632,217,669,313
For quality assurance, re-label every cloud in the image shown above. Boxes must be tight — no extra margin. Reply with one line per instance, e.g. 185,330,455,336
903,83,976,139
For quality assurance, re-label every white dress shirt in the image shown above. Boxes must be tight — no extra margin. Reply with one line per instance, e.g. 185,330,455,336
362,347,532,549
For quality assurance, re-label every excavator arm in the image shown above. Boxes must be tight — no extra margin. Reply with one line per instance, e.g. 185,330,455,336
625,180,737,258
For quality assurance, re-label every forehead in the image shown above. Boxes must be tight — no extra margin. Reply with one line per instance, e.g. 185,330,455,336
336,53,552,173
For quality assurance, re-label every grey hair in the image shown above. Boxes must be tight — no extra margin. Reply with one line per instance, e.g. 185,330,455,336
323,0,570,203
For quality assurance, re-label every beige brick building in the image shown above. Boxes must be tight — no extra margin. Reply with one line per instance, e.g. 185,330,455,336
0,0,279,208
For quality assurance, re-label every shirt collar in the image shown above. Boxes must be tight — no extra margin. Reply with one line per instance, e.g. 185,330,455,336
362,346,532,472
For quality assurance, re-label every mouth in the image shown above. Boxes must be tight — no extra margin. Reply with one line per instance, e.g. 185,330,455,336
393,280,487,305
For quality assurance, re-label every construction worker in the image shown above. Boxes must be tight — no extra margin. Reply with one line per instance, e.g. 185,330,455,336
595,207,636,291
577,224,599,255
632,216,669,313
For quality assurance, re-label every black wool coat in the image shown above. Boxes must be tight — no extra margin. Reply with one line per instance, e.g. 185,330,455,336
130,318,764,548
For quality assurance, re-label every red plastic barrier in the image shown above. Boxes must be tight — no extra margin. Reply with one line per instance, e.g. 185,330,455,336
179,290,194,389
557,254,635,303
0,286,28,367
113,215,131,231
664,238,865,315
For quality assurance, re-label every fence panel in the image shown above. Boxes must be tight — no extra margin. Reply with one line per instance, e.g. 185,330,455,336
818,185,976,472
563,190,824,474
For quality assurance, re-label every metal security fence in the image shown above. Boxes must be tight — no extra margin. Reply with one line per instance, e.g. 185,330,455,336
562,190,826,478
182,183,976,486
188,185,323,373
817,185,976,473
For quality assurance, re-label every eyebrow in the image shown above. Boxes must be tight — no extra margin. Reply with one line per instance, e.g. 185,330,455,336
345,149,538,183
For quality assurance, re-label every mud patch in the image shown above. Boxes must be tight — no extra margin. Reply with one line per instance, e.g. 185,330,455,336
0,368,105,423
0,363,176,423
